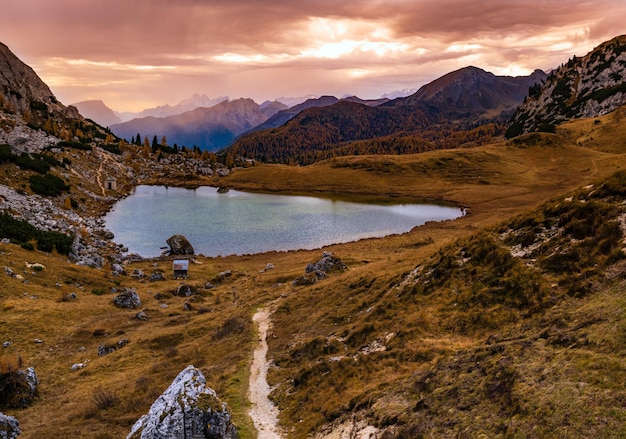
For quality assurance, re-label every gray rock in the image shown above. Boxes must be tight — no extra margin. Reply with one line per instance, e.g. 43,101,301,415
127,365,238,439
98,338,129,356
306,251,347,276
0,412,21,439
175,285,196,297
292,274,318,286
166,235,195,255
136,311,149,321
21,367,38,397
113,288,141,309
149,269,165,282
112,263,126,275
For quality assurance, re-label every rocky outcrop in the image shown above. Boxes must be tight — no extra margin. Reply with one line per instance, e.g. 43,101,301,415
113,288,141,309
0,367,38,408
166,235,195,255
0,42,104,154
0,412,20,439
306,251,347,277
98,338,129,356
293,252,347,286
507,35,626,136
127,365,238,439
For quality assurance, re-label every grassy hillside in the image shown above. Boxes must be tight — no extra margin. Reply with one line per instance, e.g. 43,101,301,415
1,108,626,438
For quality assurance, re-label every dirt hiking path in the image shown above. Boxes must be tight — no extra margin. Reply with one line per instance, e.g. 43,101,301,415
249,308,282,438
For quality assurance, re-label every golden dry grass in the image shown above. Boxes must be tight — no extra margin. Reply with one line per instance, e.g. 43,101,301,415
1,109,626,437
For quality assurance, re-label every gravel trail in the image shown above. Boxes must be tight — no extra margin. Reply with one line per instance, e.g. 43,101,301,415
249,308,282,438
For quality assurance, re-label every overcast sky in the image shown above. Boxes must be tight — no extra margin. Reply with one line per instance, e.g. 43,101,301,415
1,0,624,112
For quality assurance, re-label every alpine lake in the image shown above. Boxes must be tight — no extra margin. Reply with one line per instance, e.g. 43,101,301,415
104,185,463,258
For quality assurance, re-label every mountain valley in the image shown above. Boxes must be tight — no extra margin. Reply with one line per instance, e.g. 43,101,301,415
1,36,626,439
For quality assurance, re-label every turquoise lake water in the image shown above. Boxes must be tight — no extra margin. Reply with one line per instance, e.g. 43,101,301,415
104,185,462,257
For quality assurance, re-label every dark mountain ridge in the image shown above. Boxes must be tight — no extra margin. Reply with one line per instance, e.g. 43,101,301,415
226,67,546,164
249,95,390,133
392,66,547,119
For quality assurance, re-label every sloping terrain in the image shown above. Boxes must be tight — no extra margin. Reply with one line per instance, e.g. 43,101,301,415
508,34,626,136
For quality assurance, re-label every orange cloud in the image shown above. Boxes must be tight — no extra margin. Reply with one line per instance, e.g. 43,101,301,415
1,0,623,111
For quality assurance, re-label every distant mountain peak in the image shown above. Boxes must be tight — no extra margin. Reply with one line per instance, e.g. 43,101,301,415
389,66,547,119
110,98,286,151
71,100,121,126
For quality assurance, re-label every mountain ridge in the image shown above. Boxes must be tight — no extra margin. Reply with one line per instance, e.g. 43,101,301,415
508,34,626,136
110,98,287,150
71,99,121,127
226,67,546,164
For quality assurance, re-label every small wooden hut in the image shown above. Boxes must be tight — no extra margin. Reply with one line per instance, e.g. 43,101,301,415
105,177,117,190
173,259,189,278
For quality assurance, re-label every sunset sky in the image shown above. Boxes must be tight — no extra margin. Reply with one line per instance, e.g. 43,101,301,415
1,0,624,112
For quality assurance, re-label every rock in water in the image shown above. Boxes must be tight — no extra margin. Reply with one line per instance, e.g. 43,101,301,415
0,412,21,439
166,235,195,255
127,365,238,439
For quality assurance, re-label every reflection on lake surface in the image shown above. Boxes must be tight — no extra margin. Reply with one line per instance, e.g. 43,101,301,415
104,185,462,257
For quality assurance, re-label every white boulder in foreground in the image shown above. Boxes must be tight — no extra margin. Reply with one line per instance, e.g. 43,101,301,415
127,365,238,439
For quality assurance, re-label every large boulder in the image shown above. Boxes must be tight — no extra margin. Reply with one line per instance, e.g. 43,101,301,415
113,288,141,309
0,367,38,408
0,412,20,439
166,235,195,255
306,251,347,275
127,365,238,439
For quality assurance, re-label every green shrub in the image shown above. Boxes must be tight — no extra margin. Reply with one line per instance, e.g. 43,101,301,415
0,144,12,162
29,173,70,196
101,144,121,154
14,154,50,174
0,213,73,255
56,141,92,151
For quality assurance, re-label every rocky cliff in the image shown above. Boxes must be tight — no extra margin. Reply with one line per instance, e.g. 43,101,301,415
0,42,110,153
507,35,626,136
127,365,238,439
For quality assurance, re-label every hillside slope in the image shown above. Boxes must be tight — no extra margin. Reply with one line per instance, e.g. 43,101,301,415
508,34,626,136
0,42,109,152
